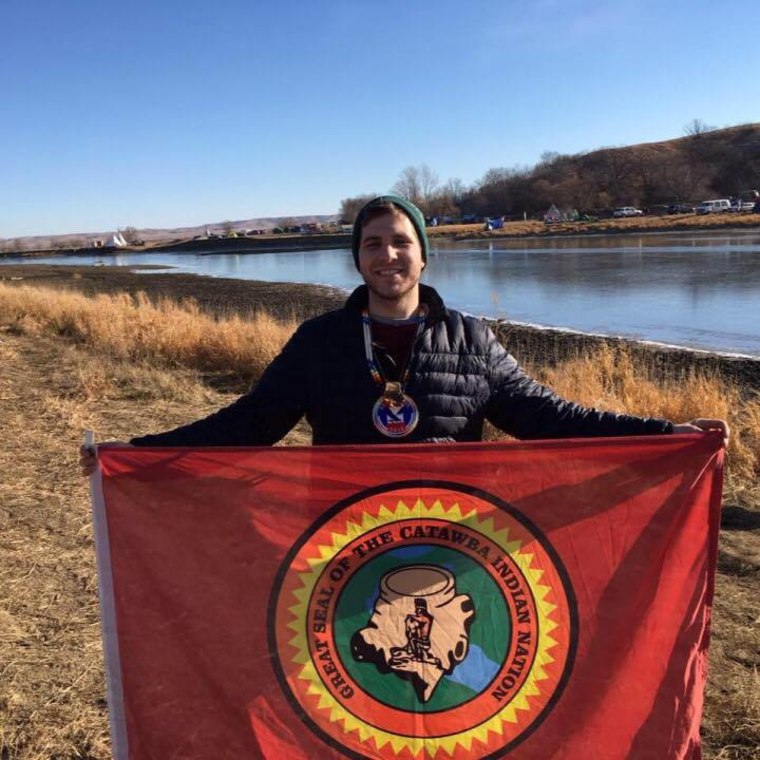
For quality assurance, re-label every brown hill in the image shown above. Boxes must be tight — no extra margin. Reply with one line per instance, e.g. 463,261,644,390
467,123,760,217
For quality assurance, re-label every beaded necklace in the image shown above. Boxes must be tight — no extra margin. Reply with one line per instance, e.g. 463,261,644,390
361,307,426,437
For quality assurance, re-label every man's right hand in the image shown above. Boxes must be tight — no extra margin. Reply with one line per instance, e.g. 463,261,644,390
79,441,132,477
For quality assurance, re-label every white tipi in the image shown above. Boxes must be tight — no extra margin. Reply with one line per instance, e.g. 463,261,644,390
105,231,128,248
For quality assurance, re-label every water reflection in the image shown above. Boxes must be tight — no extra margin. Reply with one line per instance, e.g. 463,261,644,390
2,229,759,355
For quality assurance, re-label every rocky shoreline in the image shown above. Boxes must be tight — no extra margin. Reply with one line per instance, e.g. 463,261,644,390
2,263,759,388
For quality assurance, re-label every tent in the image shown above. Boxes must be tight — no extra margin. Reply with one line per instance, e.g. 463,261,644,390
105,232,128,248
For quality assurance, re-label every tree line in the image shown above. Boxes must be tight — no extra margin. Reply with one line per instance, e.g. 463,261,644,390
340,121,760,222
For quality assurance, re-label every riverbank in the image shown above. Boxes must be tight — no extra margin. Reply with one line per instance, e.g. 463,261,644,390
3,263,759,388
443,211,760,240
3,211,759,260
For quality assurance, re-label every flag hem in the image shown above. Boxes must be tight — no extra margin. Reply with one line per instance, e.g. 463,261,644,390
90,447,130,760
119,431,714,456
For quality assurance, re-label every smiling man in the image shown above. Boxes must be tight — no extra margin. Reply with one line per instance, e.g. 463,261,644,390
356,202,425,319
80,195,727,471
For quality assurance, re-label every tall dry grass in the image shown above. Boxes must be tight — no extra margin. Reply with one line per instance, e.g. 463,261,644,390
524,345,759,504
1,281,758,501
0,282,297,384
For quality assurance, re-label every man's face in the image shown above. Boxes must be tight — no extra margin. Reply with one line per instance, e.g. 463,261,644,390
358,211,424,309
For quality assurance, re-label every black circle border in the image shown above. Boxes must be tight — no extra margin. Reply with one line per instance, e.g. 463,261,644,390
267,479,579,760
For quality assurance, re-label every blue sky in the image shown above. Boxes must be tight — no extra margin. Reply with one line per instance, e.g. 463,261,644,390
2,0,759,237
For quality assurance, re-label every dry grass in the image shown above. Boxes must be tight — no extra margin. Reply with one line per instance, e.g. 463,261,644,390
0,328,310,760
425,213,760,239
1,283,758,759
0,283,297,386
0,340,224,760
525,344,760,506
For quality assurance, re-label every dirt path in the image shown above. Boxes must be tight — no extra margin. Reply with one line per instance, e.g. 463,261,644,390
0,330,309,758
0,333,111,757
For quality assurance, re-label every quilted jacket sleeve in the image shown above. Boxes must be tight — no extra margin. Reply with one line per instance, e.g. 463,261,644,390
130,324,310,447
483,329,673,439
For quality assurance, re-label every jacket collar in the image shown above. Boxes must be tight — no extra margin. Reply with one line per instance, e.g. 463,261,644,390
344,284,446,323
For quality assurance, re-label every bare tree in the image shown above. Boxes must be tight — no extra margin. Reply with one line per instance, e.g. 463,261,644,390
443,177,466,201
684,119,716,137
418,165,439,210
429,177,466,218
120,226,141,244
392,166,422,205
339,194,377,224
474,167,523,216
538,151,562,167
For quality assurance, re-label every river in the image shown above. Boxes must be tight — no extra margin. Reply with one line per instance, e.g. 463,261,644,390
3,229,759,356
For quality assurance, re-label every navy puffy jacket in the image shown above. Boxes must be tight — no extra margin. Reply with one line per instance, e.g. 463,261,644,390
131,285,672,447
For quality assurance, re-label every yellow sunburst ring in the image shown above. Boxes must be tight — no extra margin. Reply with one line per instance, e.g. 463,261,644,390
271,484,576,759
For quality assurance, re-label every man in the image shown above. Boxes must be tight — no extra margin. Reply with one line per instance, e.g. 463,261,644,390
80,195,727,472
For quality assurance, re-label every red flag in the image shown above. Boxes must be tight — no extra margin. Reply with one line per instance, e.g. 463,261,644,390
92,434,723,759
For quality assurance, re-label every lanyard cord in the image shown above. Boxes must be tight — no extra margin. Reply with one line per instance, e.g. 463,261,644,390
361,308,426,389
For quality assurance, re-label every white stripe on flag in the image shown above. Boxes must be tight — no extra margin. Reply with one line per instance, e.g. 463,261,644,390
87,431,129,760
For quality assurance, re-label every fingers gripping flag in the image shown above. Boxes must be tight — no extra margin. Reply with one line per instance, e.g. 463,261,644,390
90,434,723,759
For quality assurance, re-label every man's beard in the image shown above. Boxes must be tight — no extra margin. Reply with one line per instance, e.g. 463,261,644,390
365,278,418,303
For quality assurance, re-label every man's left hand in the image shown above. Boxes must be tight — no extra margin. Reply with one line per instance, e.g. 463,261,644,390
672,418,730,447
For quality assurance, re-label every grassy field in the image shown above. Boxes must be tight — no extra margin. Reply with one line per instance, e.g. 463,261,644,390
1,281,758,758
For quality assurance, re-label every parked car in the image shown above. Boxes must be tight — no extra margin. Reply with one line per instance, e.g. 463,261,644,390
695,199,732,214
667,203,695,215
612,206,643,218
730,199,755,212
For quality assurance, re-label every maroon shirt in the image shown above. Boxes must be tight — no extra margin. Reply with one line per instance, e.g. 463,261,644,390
370,319,420,380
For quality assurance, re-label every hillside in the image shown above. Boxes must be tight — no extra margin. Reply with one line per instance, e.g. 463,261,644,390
462,123,760,218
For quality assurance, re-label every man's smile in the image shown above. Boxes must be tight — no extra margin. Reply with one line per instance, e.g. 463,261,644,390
374,267,404,276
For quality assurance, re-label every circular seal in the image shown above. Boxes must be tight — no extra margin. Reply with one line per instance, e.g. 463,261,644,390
371,394,419,438
270,482,577,759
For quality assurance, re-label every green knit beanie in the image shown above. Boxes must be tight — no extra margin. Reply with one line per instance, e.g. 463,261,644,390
351,195,429,270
